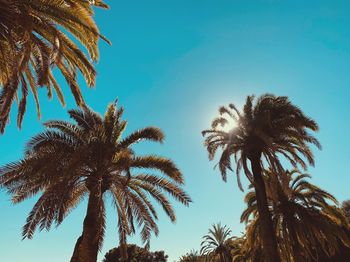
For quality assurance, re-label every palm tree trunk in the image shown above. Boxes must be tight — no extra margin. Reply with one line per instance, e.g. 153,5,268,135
250,155,281,262
70,187,103,262
120,236,128,261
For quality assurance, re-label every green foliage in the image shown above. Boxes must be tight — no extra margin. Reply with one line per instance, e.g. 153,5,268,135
103,244,168,262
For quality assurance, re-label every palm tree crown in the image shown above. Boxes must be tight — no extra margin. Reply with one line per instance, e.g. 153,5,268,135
200,223,232,262
241,169,350,261
0,101,191,262
228,235,252,262
0,0,109,132
202,94,320,190
202,94,320,262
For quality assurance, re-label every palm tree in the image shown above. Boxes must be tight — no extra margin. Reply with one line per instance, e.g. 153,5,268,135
241,169,350,261
0,102,191,262
228,235,258,262
0,0,109,132
202,94,320,262
200,223,232,262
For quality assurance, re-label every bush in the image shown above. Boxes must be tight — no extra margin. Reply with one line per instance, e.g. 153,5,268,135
103,244,168,262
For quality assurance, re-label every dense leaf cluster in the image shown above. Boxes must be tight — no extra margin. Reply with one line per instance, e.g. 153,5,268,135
103,244,168,262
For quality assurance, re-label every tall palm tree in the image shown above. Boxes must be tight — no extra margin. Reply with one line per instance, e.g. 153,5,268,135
202,94,320,262
200,223,232,262
0,0,109,132
0,102,191,262
241,169,350,261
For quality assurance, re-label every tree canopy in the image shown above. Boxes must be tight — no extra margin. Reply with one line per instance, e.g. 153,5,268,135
103,244,168,262
0,0,109,132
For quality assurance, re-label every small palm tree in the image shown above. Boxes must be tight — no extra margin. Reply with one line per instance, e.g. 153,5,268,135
241,169,350,261
0,0,109,132
0,102,191,262
200,223,232,262
202,94,320,262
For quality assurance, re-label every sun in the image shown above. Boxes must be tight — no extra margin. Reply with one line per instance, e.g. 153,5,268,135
219,117,237,133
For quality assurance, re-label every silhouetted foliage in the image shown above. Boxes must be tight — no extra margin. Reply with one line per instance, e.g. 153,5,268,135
0,102,191,262
200,223,232,262
241,169,350,261
103,244,168,262
202,94,320,262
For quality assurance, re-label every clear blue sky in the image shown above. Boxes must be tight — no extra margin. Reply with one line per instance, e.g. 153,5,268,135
1,0,350,261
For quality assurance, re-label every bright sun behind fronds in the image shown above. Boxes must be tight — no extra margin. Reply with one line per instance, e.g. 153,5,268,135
218,117,237,133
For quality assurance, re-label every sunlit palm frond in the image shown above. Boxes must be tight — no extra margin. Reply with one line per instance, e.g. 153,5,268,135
0,0,109,132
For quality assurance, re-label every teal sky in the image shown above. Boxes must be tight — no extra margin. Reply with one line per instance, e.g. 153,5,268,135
1,0,350,261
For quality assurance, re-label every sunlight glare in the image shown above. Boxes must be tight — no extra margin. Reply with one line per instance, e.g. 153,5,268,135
219,117,237,133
